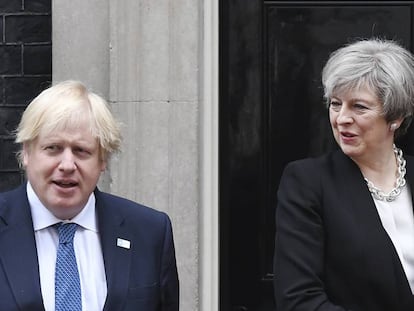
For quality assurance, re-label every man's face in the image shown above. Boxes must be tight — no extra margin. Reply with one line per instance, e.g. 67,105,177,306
23,121,106,219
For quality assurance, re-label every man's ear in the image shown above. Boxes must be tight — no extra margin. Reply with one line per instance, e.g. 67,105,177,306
22,143,30,167
100,160,107,172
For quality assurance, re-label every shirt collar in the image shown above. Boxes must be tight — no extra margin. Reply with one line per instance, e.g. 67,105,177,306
27,182,98,233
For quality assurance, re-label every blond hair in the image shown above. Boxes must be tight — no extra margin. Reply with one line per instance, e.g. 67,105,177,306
15,80,122,164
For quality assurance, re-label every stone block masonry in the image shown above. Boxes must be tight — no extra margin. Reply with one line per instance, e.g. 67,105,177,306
0,0,51,191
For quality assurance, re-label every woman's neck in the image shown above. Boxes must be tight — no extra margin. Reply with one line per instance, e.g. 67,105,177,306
354,145,398,193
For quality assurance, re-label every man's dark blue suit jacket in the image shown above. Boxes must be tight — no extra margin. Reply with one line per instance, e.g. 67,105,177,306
0,183,179,310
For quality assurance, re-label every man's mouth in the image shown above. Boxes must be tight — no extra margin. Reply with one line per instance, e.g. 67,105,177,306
53,181,78,188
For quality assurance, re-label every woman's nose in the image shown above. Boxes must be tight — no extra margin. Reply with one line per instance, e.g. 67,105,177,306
336,106,353,124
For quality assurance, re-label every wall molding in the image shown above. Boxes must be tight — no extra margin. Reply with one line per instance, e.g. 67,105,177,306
199,0,219,310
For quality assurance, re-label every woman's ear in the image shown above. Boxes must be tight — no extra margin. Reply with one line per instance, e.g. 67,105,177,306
389,118,404,132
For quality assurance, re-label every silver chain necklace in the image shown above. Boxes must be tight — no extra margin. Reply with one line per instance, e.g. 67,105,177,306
364,145,406,202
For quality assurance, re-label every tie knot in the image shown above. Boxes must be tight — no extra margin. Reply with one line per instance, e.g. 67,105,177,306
56,223,78,244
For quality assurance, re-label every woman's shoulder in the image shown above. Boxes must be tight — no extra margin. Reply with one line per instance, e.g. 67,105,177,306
283,149,342,172
405,153,414,161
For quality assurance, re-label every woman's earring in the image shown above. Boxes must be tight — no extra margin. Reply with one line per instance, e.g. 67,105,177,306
390,123,398,131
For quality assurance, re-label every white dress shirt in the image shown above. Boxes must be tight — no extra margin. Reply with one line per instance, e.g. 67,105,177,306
27,182,108,310
373,184,414,293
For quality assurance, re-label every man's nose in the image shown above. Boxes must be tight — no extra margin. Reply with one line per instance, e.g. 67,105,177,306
58,149,77,171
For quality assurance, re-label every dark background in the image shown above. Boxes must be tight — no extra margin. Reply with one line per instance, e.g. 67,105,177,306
0,0,51,192
220,1,414,310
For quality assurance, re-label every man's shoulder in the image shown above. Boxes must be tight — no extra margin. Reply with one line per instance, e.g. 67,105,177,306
0,184,26,203
95,190,169,222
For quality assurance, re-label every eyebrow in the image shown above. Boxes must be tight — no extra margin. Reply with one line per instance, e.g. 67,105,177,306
350,98,379,106
331,96,377,105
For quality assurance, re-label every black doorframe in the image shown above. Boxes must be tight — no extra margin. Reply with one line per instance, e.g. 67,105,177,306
220,0,273,309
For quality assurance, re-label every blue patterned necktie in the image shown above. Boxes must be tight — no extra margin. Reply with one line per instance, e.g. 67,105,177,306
55,223,82,311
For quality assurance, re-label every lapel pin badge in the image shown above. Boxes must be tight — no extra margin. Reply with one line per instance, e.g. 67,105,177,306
117,238,131,249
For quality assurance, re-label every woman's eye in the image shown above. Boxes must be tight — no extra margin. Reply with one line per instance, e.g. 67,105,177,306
329,101,341,110
354,103,367,110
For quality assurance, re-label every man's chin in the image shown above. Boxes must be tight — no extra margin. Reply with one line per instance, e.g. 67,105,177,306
48,204,83,220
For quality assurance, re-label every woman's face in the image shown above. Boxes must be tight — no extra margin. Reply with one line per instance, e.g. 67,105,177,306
329,87,396,160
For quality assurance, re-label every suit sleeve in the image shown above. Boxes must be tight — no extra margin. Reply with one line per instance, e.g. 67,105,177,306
160,214,179,311
274,161,349,311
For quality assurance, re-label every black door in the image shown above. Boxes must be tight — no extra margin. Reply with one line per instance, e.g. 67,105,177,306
219,1,414,310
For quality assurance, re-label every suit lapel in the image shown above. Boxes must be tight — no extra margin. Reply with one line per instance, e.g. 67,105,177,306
0,184,44,310
95,190,132,311
404,155,414,209
334,151,412,299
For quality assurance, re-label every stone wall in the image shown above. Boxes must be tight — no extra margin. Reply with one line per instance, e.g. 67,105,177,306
53,1,204,310
0,0,220,309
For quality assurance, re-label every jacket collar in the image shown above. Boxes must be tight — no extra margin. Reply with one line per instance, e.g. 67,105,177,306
94,189,132,311
333,150,414,300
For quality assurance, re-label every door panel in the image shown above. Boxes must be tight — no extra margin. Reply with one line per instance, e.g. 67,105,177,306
220,1,414,310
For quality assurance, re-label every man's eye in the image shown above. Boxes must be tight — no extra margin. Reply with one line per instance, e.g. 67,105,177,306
45,145,59,151
75,147,91,155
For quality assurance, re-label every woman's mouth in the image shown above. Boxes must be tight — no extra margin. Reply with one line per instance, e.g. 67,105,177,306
340,131,356,138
